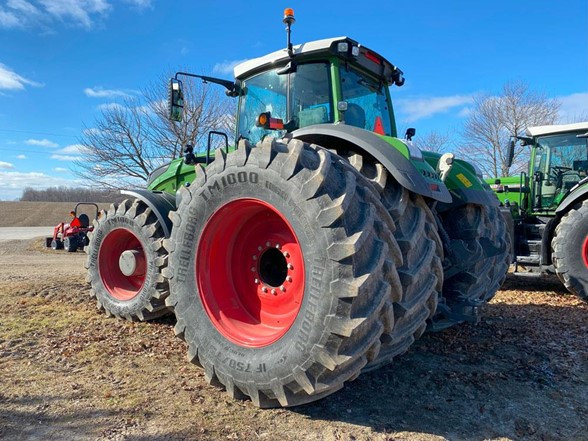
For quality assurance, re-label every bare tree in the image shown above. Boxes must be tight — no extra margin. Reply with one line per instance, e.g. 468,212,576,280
75,73,236,189
459,81,560,178
413,129,455,153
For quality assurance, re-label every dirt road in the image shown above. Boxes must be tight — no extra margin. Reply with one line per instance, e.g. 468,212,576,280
0,227,55,241
0,238,587,440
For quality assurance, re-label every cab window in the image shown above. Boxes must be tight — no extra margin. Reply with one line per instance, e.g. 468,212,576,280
340,67,392,135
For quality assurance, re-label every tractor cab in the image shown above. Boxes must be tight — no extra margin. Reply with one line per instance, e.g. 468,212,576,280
519,122,588,212
232,36,405,145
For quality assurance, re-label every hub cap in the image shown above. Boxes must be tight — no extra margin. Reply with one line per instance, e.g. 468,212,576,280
197,199,305,347
99,228,146,301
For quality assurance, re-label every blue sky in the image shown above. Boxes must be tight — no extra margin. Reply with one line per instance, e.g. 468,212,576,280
0,0,586,200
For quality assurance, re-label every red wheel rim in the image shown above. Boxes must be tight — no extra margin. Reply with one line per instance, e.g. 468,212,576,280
197,198,305,348
583,236,588,269
98,228,146,301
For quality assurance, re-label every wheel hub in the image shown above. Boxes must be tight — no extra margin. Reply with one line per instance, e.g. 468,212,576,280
119,249,146,277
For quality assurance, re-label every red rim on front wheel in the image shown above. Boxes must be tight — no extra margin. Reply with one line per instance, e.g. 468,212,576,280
197,198,305,348
99,228,147,301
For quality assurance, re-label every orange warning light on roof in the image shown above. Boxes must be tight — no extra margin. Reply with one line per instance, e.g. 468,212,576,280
283,8,295,24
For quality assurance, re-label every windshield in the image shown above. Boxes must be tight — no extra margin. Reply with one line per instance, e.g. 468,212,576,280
537,132,588,175
237,63,333,145
340,66,392,135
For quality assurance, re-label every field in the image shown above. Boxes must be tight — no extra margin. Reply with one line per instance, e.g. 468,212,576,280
0,205,587,440
0,202,113,228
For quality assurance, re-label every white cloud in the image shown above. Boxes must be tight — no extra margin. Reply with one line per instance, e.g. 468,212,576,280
558,92,588,123
84,86,137,98
0,63,43,91
54,167,67,172
25,138,58,148
213,59,249,75
0,170,82,200
16,154,26,159
396,94,474,123
0,161,14,169
39,0,110,29
0,0,120,31
51,154,81,161
56,144,89,154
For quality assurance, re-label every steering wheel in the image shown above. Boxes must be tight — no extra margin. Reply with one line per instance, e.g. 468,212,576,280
548,166,572,182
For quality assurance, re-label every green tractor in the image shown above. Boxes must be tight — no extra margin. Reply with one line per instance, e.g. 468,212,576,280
490,121,588,301
86,9,509,407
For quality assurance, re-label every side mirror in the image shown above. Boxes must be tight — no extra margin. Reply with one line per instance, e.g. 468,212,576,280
506,139,515,168
405,127,416,141
168,78,184,122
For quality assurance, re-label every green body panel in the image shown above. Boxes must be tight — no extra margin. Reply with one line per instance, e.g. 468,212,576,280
148,158,198,194
423,151,498,208
484,175,523,206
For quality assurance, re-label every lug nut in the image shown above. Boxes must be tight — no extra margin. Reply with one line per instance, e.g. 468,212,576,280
254,278,260,284
280,285,286,292
283,251,290,258
262,287,268,293
271,289,277,295
265,241,271,247
258,246,263,251
250,267,256,272
287,263,294,270
275,243,281,249
252,255,257,260
286,276,292,283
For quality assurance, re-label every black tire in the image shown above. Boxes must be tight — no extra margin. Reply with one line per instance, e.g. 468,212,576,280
64,236,78,252
552,200,588,301
164,137,397,407
85,199,170,321
51,239,63,250
436,203,510,324
342,153,442,370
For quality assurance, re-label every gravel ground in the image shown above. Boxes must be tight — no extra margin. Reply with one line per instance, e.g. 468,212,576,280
0,237,587,441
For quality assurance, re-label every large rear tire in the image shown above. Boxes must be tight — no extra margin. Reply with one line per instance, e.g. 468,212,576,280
165,138,399,407
435,203,510,326
85,199,170,321
342,153,442,370
552,200,588,301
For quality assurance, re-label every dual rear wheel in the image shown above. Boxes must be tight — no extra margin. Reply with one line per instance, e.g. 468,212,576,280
164,138,443,407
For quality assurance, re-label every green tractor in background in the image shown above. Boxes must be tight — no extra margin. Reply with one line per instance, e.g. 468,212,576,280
490,121,588,301
85,9,509,407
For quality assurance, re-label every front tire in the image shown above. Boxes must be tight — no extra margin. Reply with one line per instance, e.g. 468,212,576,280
552,200,588,301
165,138,396,407
85,199,170,321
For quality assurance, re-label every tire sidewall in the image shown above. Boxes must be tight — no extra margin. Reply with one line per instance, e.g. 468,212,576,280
87,214,159,315
171,163,337,385
555,207,588,290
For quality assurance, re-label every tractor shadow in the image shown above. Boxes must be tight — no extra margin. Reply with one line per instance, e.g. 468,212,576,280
294,281,588,441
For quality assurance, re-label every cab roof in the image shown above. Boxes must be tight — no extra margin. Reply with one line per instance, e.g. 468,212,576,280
526,121,588,137
233,36,402,86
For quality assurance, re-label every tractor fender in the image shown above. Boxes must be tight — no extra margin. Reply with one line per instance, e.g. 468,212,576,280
555,184,588,215
291,124,452,203
120,189,176,238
